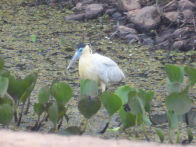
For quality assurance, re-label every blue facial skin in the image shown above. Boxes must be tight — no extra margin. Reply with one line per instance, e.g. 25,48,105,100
67,45,84,69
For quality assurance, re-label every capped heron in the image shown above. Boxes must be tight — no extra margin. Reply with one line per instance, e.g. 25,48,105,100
67,43,125,92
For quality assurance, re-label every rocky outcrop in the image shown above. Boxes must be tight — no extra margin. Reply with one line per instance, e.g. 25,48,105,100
118,0,141,11
64,0,195,51
127,6,161,30
66,3,103,20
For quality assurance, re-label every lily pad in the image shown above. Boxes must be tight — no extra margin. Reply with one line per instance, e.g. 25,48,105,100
38,86,50,104
100,92,122,116
128,90,143,115
184,66,196,86
8,72,38,102
165,64,184,83
166,91,192,115
0,76,8,97
51,82,72,105
119,107,142,128
0,104,13,125
78,97,101,119
115,86,135,104
138,90,154,112
80,79,98,97
20,72,38,103
0,57,4,69
48,103,58,126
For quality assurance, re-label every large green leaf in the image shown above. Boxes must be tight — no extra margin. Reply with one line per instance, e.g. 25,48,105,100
167,110,178,129
128,90,143,115
51,82,72,105
115,86,135,104
57,103,67,120
0,104,13,125
167,81,182,94
20,72,38,103
34,103,44,115
8,72,37,102
80,79,98,97
119,108,136,128
138,90,154,112
78,97,101,119
0,76,8,97
8,75,28,100
184,66,196,86
0,96,13,105
100,92,122,116
0,57,4,70
165,64,184,83
119,107,142,128
166,91,192,115
48,103,58,126
0,70,10,77
38,86,50,104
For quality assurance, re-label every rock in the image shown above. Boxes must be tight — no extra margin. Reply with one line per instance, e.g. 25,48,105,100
182,9,194,19
172,27,190,38
142,37,154,47
155,40,170,49
75,2,84,10
126,34,140,44
105,8,116,16
178,0,195,10
164,11,179,23
117,25,137,36
65,13,85,21
119,0,141,11
151,113,168,125
163,0,178,12
112,12,122,20
85,4,104,19
155,29,173,44
127,6,161,30
172,40,185,50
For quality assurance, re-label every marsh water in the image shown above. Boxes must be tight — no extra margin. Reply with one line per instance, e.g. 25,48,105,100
0,0,195,143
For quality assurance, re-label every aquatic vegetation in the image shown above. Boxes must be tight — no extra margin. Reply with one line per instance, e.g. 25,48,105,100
0,57,195,144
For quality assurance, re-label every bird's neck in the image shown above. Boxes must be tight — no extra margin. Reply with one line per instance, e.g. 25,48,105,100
81,45,92,56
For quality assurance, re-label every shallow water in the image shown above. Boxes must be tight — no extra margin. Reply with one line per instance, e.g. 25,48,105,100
0,0,195,143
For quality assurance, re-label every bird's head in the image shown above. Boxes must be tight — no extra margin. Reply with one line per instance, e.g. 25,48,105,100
67,43,85,69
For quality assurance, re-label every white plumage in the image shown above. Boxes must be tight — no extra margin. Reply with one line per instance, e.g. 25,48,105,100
68,44,125,92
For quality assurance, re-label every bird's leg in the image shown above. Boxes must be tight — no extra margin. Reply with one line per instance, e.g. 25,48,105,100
100,82,106,93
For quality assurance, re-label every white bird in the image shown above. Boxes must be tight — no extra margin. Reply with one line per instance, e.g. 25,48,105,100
67,43,125,92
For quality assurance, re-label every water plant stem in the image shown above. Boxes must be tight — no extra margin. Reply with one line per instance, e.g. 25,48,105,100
142,122,150,141
17,102,25,126
24,98,30,115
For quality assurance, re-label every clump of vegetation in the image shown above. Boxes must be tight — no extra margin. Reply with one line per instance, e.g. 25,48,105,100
0,56,195,143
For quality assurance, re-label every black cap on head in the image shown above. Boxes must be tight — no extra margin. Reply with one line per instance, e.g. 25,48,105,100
77,42,85,49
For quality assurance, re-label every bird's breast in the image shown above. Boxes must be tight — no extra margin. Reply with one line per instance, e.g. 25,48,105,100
79,55,99,82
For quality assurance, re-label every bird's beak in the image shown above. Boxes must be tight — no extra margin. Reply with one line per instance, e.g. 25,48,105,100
67,51,80,69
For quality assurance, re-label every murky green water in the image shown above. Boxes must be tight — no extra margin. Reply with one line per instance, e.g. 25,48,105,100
0,0,195,143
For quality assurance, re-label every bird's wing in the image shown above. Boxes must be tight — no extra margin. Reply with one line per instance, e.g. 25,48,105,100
92,53,125,83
